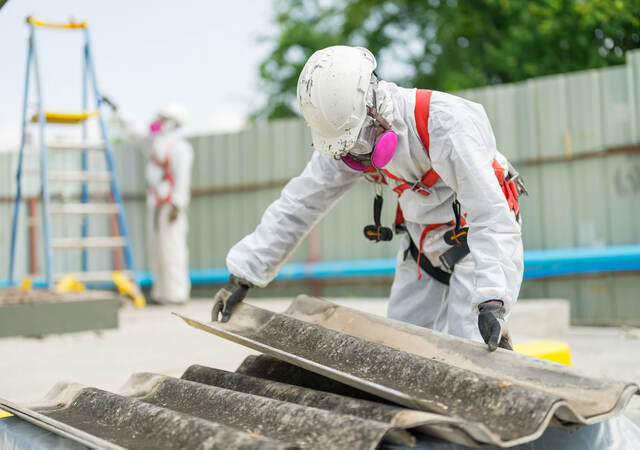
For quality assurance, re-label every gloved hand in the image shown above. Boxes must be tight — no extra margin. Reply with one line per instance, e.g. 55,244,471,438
211,275,252,322
477,300,513,352
168,204,179,222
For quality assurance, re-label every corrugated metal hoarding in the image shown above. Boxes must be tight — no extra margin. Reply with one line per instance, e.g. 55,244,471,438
2,50,640,323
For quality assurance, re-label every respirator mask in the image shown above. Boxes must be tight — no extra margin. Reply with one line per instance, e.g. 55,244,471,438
341,82,397,171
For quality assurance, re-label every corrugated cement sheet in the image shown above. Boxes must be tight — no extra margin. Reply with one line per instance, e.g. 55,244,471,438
5,364,450,449
176,296,639,447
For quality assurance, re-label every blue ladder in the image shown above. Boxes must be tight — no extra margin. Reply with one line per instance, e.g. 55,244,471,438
8,16,141,301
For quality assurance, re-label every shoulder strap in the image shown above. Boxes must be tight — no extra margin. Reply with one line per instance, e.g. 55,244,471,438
414,89,433,157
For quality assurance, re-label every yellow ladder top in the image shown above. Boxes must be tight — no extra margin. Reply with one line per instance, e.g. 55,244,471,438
31,111,97,124
26,16,88,29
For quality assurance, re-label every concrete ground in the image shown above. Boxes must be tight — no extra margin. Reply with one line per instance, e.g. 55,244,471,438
0,297,638,423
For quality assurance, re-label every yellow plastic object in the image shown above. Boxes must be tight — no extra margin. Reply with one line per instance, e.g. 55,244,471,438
0,409,13,419
514,340,572,366
54,274,86,293
112,271,146,308
26,16,88,29
19,276,33,291
30,111,97,124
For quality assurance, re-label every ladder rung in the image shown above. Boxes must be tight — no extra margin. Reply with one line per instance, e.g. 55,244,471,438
31,111,97,124
50,203,119,215
51,237,126,249
48,171,111,182
54,271,133,283
47,141,106,151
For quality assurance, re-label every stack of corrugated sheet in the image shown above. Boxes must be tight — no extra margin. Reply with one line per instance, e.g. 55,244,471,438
2,296,638,449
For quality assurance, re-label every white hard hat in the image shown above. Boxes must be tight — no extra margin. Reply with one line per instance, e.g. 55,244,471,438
158,103,187,127
297,46,377,157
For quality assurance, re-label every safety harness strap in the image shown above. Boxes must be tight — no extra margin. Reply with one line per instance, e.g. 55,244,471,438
492,159,520,216
149,154,174,207
406,237,451,285
415,89,432,155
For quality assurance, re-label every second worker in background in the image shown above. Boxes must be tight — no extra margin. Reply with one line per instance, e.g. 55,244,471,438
113,103,194,304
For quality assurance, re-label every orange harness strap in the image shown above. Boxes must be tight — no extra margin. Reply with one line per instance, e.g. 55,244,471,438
414,89,442,279
150,155,175,207
492,158,520,216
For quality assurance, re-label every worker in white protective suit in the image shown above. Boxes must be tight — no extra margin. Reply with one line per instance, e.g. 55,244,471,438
212,46,526,351
111,103,194,304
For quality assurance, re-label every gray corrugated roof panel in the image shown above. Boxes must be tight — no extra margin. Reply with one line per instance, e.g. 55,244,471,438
29,383,293,450
120,372,412,449
181,365,480,447
175,296,639,448
16,371,414,450
284,296,639,419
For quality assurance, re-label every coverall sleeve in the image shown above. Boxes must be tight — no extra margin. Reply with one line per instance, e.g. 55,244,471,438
429,109,523,313
226,151,362,287
114,112,153,155
170,140,194,209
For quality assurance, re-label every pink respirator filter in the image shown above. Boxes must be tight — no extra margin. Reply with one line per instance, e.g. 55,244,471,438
371,130,397,168
341,130,398,171
149,120,163,134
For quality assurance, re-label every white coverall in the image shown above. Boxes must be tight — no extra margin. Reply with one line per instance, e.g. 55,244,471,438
118,118,194,304
227,81,523,341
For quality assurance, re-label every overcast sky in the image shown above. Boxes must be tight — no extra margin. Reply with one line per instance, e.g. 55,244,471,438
0,0,277,151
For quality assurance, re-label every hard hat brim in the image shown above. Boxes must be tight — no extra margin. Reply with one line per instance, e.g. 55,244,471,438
311,125,361,157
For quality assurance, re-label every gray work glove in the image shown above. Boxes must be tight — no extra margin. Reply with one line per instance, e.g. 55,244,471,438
211,275,252,322
477,300,513,352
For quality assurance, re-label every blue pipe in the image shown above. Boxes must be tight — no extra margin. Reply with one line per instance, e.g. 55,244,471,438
4,245,640,290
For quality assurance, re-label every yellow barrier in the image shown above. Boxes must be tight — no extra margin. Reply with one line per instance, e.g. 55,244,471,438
54,274,86,293
514,340,572,366
112,271,146,308
19,276,32,291
0,409,13,418
26,16,87,29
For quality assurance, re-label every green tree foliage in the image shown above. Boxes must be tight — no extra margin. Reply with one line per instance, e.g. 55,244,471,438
256,0,640,119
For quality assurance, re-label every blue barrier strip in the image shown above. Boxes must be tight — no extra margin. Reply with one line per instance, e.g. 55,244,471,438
3,245,639,289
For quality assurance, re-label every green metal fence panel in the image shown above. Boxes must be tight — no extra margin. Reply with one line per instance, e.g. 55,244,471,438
604,153,640,245
517,166,545,249
538,162,576,248
491,83,520,161
612,276,640,325
570,159,611,247
628,51,640,142
566,70,603,154
535,74,570,159
600,66,634,148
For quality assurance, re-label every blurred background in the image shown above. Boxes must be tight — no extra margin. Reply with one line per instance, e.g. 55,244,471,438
1,0,640,326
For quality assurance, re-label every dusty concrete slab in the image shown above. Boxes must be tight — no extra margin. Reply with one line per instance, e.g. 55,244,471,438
0,289,120,338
